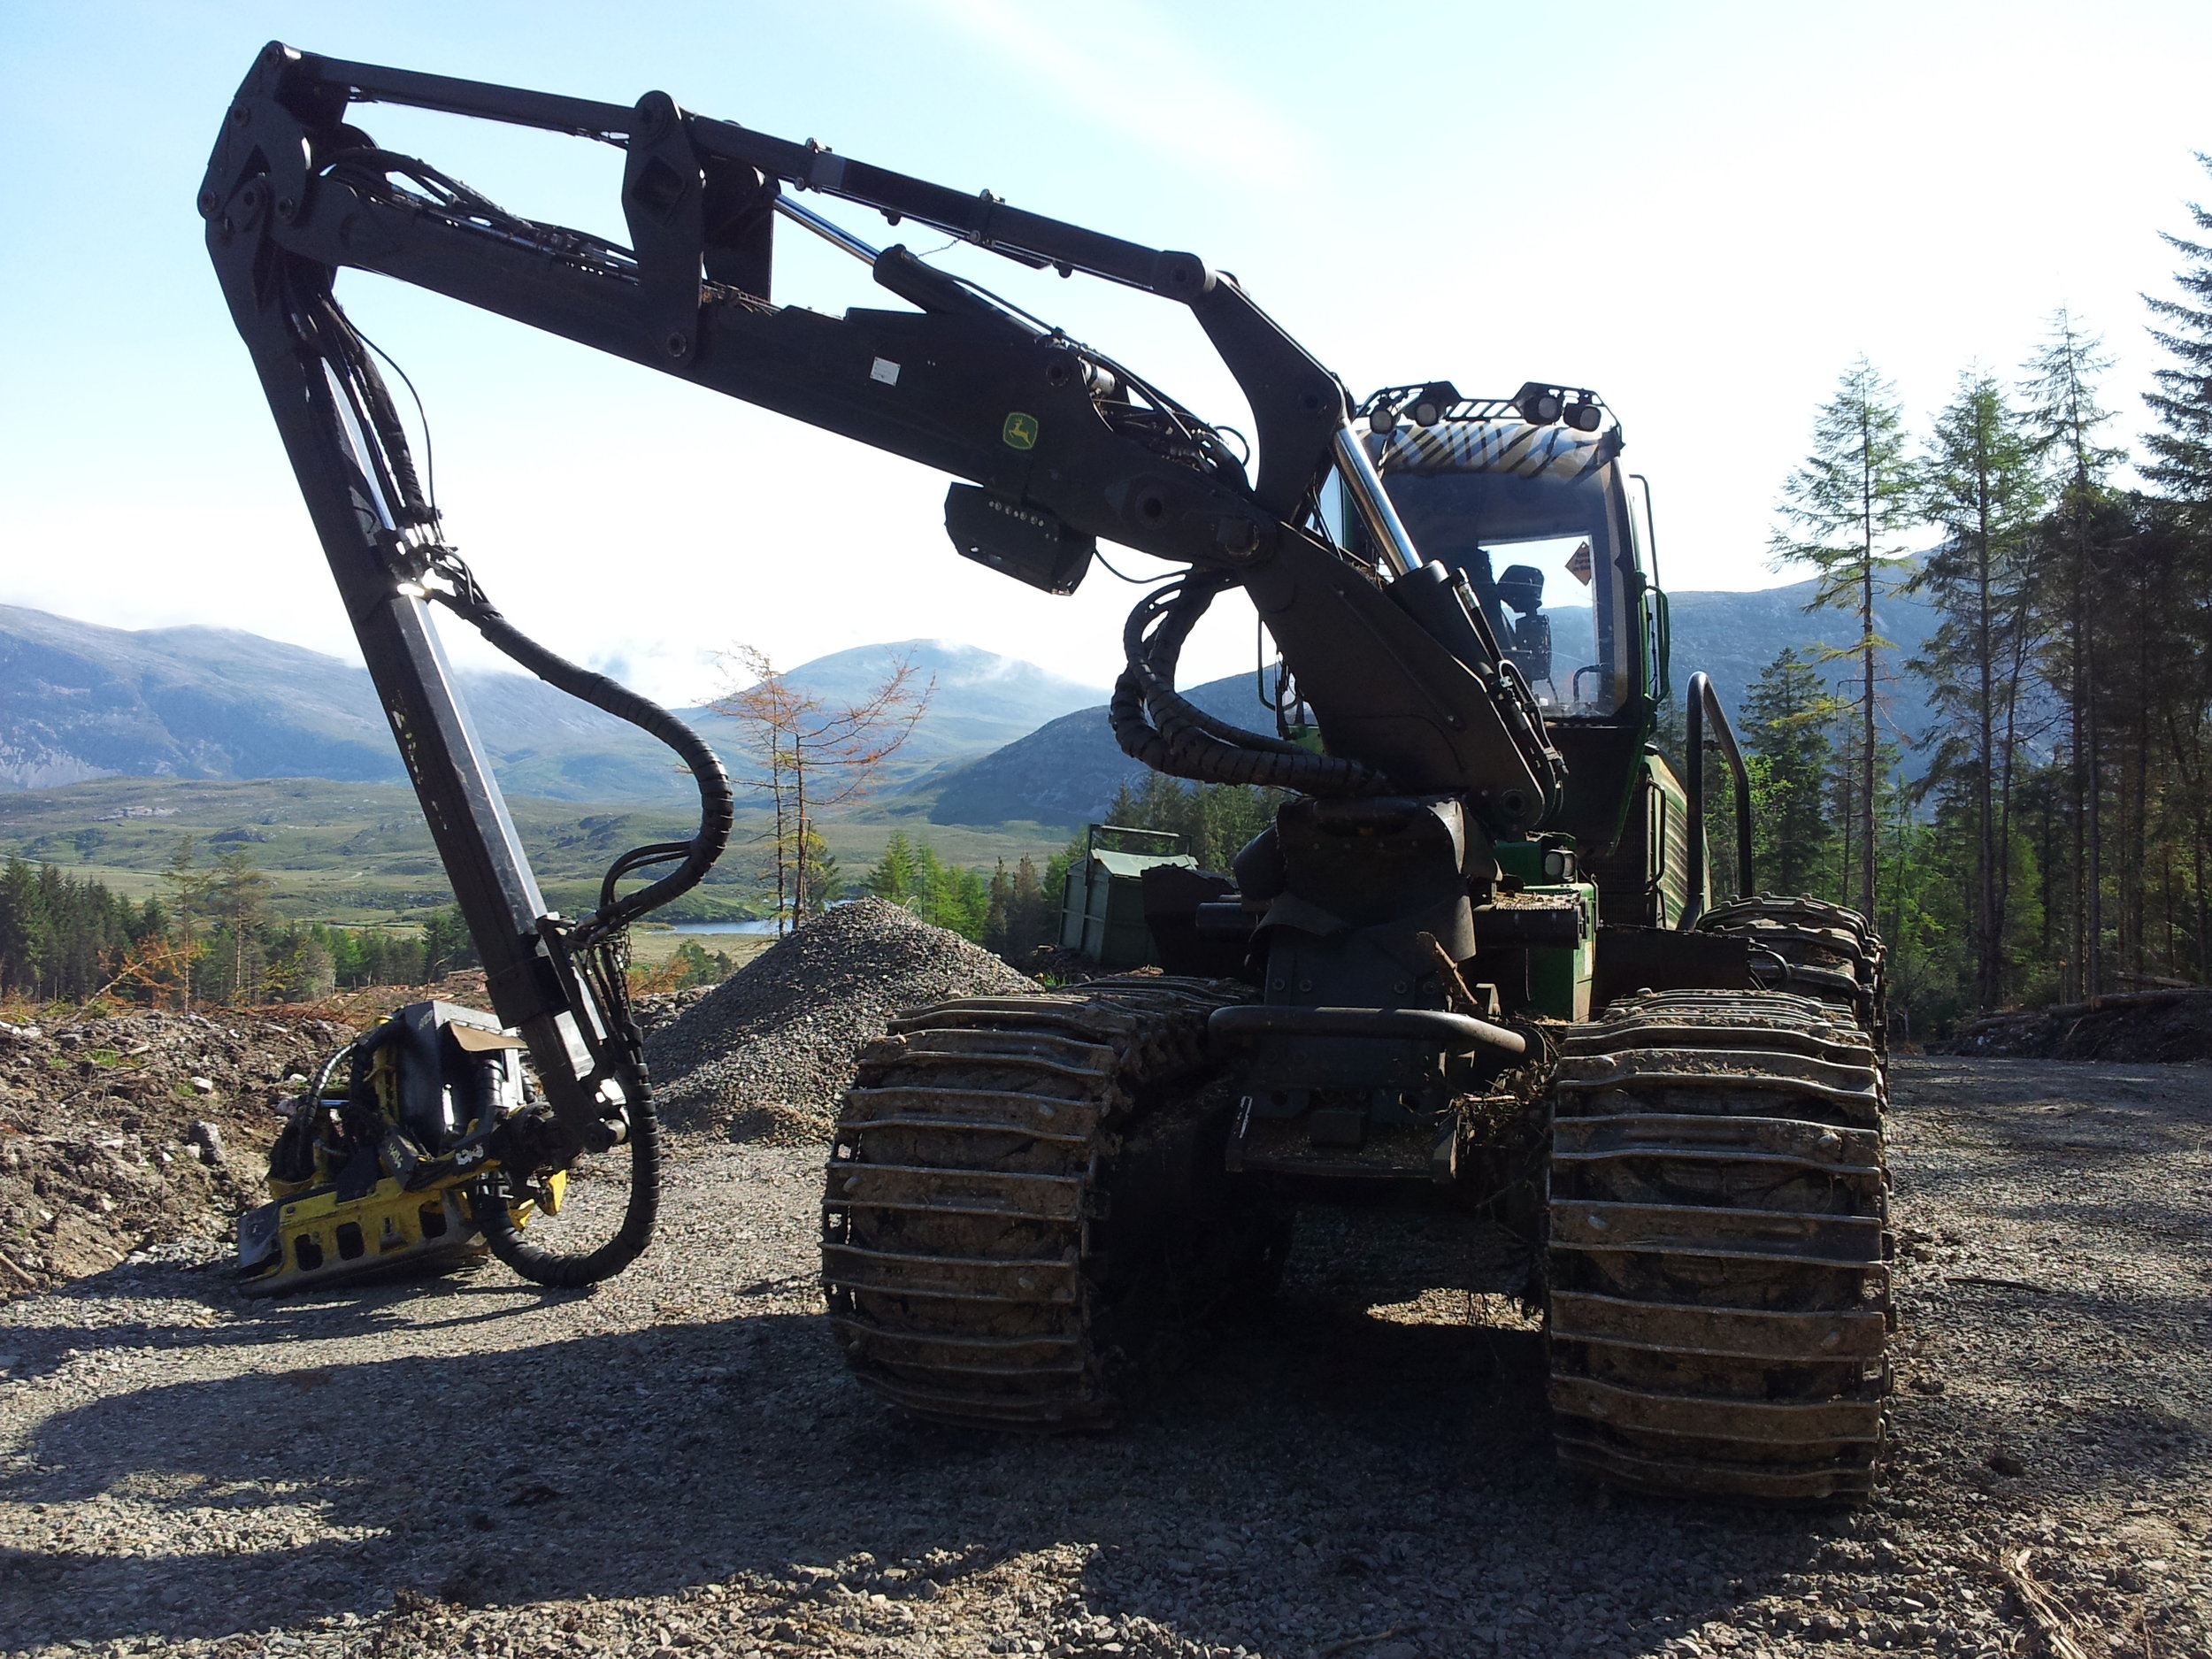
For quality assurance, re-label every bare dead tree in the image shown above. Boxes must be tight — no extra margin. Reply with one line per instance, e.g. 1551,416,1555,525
712,647,934,932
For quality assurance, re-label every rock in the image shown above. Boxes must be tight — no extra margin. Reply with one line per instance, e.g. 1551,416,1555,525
187,1121,227,1166
0,1004,333,1299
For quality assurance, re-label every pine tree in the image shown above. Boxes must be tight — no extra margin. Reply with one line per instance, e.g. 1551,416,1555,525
159,835,211,1004
1912,369,2047,1009
985,860,1014,957
910,843,947,922
2022,311,2128,996
421,907,480,980
209,847,273,1002
1770,357,1920,918
1741,648,1839,896
0,857,48,996
2144,153,2212,512
865,832,917,903
805,836,843,910
1009,856,1049,956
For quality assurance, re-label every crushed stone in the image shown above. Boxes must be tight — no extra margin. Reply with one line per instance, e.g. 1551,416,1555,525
645,898,1035,1142
0,1056,2206,1658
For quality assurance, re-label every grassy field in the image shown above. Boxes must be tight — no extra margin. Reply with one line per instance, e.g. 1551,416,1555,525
0,777,1071,928
626,926,779,973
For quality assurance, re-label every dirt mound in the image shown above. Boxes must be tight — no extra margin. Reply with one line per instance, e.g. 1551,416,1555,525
0,1004,353,1298
1937,988,2212,1062
644,897,1035,1142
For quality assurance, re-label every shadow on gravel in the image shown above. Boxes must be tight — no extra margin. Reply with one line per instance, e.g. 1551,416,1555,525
0,1260,580,1385
6,1064,2208,1655
2,1283,1866,1659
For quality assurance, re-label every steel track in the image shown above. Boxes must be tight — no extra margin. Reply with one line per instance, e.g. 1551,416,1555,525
1544,987,1892,1502
821,976,1254,1430
1701,895,1889,1056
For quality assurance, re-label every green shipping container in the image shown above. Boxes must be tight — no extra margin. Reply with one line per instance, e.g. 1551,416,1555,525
1058,826,1195,968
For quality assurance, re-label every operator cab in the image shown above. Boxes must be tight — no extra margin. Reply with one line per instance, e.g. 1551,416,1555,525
1355,380,1652,724
1328,380,1671,887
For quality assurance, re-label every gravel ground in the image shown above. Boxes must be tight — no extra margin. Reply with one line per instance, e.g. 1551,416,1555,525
1,1056,2207,1659
646,901,1034,1142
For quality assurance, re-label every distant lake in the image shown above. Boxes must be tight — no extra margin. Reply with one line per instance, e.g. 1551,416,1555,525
670,919,781,936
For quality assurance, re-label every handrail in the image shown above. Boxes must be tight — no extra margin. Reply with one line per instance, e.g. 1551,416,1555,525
1683,672,1754,926
1632,473,1671,702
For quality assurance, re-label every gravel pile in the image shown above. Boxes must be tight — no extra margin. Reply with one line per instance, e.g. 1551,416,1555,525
645,898,1035,1141
1,1055,2205,1659
0,1006,345,1298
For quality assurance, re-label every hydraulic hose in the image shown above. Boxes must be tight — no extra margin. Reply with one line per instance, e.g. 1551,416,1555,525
474,1091,662,1289
428,575,734,943
1110,576,1388,797
311,280,734,940
299,291,698,1292
423,575,709,1285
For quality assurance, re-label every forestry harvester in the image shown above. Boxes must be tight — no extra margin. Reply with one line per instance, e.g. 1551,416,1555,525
205,42,1892,1502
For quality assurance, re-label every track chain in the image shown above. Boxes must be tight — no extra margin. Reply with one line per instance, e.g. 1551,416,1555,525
822,975,1256,1431
1701,896,1887,1055
1545,987,1891,1503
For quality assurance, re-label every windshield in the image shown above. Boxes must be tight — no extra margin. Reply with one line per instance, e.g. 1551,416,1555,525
1374,423,1635,718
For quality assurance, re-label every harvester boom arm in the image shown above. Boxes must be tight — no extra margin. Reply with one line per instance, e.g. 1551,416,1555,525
200,42,1562,1147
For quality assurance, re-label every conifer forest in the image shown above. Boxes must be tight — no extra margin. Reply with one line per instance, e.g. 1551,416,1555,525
1719,157,2212,1036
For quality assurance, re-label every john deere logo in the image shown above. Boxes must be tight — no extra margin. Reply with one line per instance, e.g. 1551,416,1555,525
1002,411,1040,450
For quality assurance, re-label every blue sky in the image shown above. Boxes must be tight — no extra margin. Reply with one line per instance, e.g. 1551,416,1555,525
4,1,2208,699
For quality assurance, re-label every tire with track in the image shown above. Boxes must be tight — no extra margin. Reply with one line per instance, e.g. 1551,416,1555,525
1544,987,1891,1503
821,976,1286,1431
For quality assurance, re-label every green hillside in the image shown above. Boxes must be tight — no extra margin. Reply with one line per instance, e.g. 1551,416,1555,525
0,776,1067,927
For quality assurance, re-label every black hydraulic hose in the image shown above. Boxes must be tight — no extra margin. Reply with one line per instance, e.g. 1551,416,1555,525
429,581,734,942
420,580,710,1287
1110,578,1387,796
1110,672,1382,793
470,932,661,1289
296,296,688,1291
310,285,728,941
1121,578,1308,758
474,1093,662,1289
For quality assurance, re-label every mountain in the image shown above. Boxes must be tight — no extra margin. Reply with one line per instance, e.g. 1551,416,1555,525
926,669,1280,828
0,607,1104,803
768,640,1107,764
923,573,1942,829
1664,573,1938,741
0,582,1938,827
